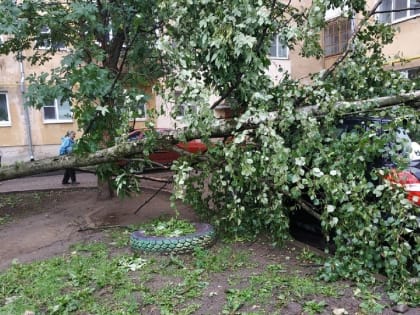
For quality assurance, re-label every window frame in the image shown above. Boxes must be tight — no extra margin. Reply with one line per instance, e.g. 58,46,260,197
36,26,66,51
0,92,11,127
176,103,198,120
174,91,198,120
37,26,52,50
269,34,289,60
42,98,73,124
399,67,420,80
323,18,353,57
133,102,147,121
378,0,420,24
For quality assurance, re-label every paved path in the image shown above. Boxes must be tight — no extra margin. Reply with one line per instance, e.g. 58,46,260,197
0,170,174,193
0,172,98,193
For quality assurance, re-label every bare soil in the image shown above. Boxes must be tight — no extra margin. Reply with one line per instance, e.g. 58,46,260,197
0,182,418,314
0,186,198,271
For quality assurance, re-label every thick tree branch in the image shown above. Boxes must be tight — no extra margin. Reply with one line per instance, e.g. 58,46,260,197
0,142,145,181
2,90,420,181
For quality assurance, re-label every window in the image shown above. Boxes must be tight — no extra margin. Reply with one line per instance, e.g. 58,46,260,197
36,26,65,50
134,102,147,120
0,93,11,126
43,98,72,122
378,0,392,23
400,67,420,81
400,67,420,89
270,35,288,59
407,67,420,80
176,103,197,118
174,91,197,119
37,26,51,49
324,19,352,57
378,0,420,23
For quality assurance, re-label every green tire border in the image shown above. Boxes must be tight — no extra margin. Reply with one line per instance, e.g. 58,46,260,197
130,223,216,254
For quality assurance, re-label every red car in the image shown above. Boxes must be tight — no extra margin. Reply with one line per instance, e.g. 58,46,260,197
385,161,420,207
122,128,207,167
338,117,420,208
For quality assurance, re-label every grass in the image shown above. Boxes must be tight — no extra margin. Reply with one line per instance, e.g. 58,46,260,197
0,214,11,225
0,195,24,209
0,191,61,217
0,225,388,314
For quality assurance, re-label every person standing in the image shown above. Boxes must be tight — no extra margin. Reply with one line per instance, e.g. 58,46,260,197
59,130,79,185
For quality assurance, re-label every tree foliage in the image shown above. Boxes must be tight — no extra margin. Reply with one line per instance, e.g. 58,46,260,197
0,0,419,305
160,0,419,304
0,0,165,184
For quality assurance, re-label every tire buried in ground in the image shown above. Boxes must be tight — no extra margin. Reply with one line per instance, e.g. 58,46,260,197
130,223,216,254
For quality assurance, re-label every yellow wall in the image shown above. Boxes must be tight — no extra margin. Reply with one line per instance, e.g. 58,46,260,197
0,51,26,147
365,0,420,71
383,18,420,70
289,43,324,83
0,44,156,164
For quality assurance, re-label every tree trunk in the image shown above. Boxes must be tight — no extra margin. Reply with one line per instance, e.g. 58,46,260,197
97,177,115,200
1,91,420,183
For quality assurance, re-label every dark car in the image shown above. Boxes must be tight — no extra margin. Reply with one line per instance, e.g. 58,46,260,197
337,116,420,205
290,116,419,248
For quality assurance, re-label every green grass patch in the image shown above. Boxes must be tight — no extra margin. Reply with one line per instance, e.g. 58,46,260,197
0,232,389,314
0,195,24,209
0,214,11,225
223,263,343,314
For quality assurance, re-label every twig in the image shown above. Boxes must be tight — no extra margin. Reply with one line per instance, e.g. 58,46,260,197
135,174,174,183
299,263,324,267
228,303,245,315
134,177,172,214
121,157,171,172
77,224,127,232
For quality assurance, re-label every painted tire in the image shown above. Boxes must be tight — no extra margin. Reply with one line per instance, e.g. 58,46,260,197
130,223,216,254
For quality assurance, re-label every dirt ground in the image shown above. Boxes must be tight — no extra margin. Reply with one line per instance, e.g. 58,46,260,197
0,173,418,314
0,172,197,270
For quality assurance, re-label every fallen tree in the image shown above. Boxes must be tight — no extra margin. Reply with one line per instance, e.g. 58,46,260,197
2,90,420,181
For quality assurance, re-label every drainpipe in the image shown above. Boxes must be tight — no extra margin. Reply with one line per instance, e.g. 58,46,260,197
17,51,34,161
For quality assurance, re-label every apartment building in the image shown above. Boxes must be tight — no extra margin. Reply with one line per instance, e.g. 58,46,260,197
0,38,78,165
0,38,152,166
2,1,418,165
322,1,420,79
0,0,323,164
377,0,420,79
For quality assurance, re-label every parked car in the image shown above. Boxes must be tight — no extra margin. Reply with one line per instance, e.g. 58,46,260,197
119,128,207,170
337,116,420,205
290,116,420,248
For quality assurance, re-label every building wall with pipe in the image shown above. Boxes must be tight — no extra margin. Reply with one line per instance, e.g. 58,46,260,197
383,18,420,71
2,1,420,165
0,46,79,165
0,47,153,165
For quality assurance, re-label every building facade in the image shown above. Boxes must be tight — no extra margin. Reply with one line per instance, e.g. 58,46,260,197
377,0,420,78
322,1,420,78
0,39,152,166
0,41,79,165
2,1,419,165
